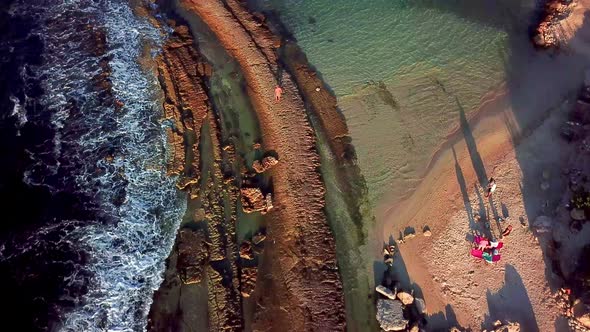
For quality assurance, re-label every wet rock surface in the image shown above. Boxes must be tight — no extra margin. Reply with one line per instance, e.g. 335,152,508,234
177,228,208,284
239,241,254,260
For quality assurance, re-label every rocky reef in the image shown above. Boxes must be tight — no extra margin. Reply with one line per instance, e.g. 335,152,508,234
174,0,347,330
147,18,247,331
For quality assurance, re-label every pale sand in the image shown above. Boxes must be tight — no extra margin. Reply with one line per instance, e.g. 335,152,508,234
375,27,590,328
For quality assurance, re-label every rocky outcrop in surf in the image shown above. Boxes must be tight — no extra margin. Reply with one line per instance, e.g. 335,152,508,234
157,24,209,193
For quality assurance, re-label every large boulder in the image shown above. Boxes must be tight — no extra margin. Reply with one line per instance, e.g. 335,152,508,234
397,291,414,305
376,299,408,331
252,155,279,173
241,187,273,214
376,285,396,300
177,228,208,284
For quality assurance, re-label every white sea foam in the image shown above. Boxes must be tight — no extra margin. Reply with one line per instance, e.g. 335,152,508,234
11,0,184,331
9,94,27,128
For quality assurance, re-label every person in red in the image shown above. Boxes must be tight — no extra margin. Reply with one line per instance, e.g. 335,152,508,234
274,85,283,102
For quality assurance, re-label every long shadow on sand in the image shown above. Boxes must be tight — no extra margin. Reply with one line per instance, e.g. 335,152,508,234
453,143,498,242
483,264,539,332
404,2,590,330
457,96,489,188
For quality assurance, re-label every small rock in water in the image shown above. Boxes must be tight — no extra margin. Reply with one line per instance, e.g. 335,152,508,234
252,232,266,245
541,181,550,191
315,87,321,92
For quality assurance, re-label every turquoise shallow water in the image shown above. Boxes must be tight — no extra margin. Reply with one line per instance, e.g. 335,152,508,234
254,0,537,205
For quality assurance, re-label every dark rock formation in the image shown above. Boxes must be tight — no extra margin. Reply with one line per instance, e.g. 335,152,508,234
240,267,257,298
239,241,254,260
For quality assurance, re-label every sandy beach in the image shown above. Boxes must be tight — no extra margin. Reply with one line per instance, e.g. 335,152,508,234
375,9,590,328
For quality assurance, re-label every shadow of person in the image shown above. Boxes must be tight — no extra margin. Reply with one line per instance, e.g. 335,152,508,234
483,264,540,332
457,96,489,188
426,304,467,331
453,147,476,232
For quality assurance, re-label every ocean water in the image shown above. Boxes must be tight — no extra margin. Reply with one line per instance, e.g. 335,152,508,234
1,1,184,331
254,0,537,205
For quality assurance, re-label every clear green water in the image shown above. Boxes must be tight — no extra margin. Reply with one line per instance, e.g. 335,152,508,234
253,0,536,205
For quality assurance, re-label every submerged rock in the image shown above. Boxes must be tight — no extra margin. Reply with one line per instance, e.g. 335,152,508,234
252,155,278,173
376,285,396,300
240,241,254,260
240,187,273,214
376,299,408,331
533,215,553,233
252,232,266,245
241,267,258,298
177,228,208,284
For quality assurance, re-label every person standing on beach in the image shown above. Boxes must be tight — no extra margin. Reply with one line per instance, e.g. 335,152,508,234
275,85,283,102
485,177,496,198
